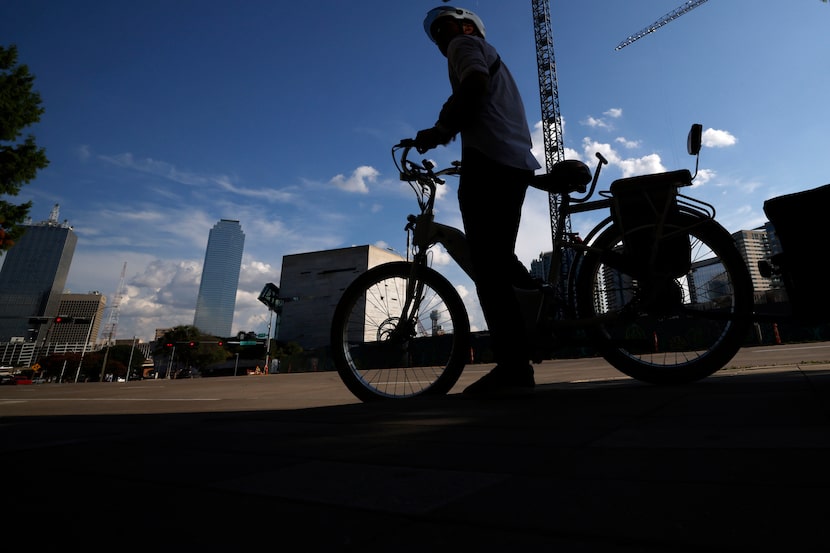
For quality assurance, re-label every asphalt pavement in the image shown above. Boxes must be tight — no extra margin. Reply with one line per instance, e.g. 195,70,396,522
2,344,829,552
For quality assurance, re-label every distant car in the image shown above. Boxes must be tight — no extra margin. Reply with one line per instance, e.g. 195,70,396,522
13,375,33,385
0,374,15,385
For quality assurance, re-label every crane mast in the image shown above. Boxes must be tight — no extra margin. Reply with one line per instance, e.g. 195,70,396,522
100,261,126,347
615,0,709,51
531,0,568,243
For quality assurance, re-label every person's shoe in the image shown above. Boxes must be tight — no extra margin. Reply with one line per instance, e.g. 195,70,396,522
462,364,535,398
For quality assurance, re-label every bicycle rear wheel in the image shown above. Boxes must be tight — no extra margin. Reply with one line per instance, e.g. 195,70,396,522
330,261,470,401
574,214,753,384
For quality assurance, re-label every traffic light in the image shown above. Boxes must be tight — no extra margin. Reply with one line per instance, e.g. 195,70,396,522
0,226,14,249
165,342,174,348
216,340,224,347
54,316,65,323
188,341,199,348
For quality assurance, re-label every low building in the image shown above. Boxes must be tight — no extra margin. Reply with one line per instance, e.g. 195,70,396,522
278,245,404,350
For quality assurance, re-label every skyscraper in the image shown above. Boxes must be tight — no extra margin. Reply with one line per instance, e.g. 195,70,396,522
193,219,245,337
0,205,77,342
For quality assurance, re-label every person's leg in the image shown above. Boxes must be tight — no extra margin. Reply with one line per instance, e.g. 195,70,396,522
458,149,534,394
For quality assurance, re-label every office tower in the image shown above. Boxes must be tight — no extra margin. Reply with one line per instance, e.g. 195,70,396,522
193,219,245,337
732,228,773,294
51,292,107,347
0,205,77,342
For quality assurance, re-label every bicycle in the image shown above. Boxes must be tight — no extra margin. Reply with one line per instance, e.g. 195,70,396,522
330,124,754,402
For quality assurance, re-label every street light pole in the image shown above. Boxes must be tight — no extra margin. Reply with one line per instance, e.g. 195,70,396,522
74,314,96,383
167,346,176,379
265,309,273,374
126,336,137,381
234,352,239,376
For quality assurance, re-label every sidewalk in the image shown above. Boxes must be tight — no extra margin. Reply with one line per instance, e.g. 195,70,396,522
3,362,829,552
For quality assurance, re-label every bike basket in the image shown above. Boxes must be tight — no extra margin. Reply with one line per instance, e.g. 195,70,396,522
763,183,830,321
610,170,693,279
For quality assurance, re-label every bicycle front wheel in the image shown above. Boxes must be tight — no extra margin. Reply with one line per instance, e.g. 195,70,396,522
574,214,753,384
330,261,470,401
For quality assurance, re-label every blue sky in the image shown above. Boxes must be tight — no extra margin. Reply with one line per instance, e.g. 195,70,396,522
2,1,828,343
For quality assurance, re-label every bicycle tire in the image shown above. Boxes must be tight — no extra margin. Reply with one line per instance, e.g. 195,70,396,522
574,214,753,384
330,261,470,401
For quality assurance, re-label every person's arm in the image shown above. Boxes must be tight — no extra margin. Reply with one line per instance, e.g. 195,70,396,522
415,70,489,153
436,70,489,134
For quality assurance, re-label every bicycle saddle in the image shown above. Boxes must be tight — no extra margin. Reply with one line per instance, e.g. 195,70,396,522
531,160,592,194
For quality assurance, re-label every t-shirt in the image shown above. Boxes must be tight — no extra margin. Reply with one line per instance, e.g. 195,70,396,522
445,35,541,172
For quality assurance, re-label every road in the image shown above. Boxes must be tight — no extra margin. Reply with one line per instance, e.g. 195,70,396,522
1,341,829,417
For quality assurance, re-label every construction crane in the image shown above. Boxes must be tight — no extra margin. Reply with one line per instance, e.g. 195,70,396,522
615,0,709,51
531,1,565,187
100,261,127,347
531,0,569,284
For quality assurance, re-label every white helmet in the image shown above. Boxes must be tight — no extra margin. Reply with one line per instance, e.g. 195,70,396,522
423,6,486,44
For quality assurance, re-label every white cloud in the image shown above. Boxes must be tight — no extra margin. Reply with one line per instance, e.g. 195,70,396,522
615,136,640,149
702,128,737,148
583,115,611,129
691,168,716,187
99,152,209,186
330,165,380,193
581,108,622,131
618,153,665,178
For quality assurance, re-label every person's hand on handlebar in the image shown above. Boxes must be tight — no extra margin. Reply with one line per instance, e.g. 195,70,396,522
414,125,454,154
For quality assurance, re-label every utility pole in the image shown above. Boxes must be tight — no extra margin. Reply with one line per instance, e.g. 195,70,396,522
100,343,111,382
74,314,96,383
126,336,137,381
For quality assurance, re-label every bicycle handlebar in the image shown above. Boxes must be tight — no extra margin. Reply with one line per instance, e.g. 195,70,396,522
394,140,461,184
395,138,417,149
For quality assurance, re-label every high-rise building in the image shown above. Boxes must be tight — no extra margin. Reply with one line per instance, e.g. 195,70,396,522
193,219,245,337
0,205,77,342
0,292,106,369
732,228,774,294
52,292,107,347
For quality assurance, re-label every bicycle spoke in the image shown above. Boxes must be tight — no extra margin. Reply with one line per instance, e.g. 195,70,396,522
331,262,469,401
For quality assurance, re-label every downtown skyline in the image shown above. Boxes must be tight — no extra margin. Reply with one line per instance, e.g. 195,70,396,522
2,1,828,342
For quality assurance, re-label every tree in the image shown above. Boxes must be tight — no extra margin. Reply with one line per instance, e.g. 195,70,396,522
38,352,81,382
155,325,229,377
0,44,49,254
99,344,147,380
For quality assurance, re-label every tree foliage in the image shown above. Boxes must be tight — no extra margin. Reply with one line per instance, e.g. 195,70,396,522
38,345,147,382
155,325,230,374
0,44,48,254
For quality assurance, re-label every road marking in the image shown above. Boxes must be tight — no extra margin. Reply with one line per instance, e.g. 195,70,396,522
0,398,221,402
755,344,830,352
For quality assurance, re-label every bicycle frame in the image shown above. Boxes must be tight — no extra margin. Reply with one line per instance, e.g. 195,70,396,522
394,134,720,332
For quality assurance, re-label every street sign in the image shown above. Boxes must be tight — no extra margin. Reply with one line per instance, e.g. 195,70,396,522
239,341,258,346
